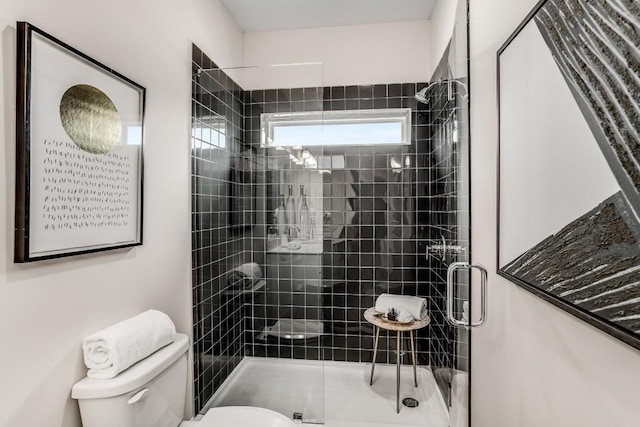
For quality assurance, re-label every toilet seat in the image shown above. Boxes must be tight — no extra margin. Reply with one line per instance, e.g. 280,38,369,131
180,406,295,427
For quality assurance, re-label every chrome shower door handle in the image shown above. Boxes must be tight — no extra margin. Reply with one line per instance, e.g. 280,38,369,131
471,263,488,327
446,262,488,328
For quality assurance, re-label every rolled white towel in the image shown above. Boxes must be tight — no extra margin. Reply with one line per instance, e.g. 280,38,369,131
234,262,262,279
375,293,427,321
228,262,263,287
82,310,176,379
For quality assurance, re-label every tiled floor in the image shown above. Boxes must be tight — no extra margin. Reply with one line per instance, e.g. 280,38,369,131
203,357,449,427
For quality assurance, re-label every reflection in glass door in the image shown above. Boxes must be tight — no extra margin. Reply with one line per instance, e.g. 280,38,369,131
428,1,474,426
191,60,326,424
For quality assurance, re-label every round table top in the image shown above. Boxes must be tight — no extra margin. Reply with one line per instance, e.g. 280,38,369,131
363,307,430,331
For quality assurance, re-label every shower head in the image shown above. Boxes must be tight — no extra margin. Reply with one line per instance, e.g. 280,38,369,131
415,79,441,104
415,86,430,104
415,79,469,105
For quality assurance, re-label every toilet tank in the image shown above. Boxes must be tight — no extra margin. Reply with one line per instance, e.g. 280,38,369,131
72,333,189,427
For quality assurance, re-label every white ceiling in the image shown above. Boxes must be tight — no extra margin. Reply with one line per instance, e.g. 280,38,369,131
221,0,438,32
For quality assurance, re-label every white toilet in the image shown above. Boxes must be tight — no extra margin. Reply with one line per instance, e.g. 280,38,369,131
72,333,294,427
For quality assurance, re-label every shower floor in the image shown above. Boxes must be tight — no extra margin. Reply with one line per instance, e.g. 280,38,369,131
202,357,449,427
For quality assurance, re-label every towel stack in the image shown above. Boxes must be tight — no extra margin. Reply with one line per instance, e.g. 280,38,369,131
375,293,428,323
82,310,177,379
228,262,263,289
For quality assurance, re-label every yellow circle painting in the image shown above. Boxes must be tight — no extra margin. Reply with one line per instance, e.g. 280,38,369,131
59,84,121,154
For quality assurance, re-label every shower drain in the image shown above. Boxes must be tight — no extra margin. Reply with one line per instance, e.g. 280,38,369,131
402,398,420,408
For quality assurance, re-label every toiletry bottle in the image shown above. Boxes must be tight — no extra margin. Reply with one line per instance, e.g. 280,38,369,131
300,193,310,240
310,216,316,240
298,184,305,223
277,195,287,238
285,185,297,239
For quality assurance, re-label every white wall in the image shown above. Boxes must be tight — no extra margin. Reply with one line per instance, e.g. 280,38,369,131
429,0,458,77
243,21,431,89
469,1,640,426
0,1,243,426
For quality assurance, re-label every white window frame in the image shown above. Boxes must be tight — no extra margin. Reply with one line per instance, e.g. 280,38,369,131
260,108,412,148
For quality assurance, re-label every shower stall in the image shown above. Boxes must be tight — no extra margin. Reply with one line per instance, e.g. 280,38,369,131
190,2,473,426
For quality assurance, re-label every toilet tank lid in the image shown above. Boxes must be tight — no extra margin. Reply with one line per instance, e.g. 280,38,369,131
71,333,189,400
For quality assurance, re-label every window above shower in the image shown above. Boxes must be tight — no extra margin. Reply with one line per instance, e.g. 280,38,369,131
260,108,412,149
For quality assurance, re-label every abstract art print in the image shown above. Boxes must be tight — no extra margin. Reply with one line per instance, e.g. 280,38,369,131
15,22,145,262
498,0,640,349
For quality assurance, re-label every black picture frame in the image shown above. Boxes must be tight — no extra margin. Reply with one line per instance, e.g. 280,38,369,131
496,0,640,350
15,22,145,262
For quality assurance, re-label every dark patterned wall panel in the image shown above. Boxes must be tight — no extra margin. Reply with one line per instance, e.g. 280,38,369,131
535,0,640,214
503,192,640,333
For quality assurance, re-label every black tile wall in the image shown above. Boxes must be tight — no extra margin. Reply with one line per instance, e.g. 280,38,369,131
418,81,470,370
192,41,468,408
191,44,254,413
244,82,467,370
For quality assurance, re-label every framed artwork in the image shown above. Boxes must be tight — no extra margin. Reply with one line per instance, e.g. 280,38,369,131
15,22,145,262
497,0,640,350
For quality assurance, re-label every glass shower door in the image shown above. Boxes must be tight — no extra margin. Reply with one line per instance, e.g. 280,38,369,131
191,60,326,424
427,93,474,427
437,1,476,426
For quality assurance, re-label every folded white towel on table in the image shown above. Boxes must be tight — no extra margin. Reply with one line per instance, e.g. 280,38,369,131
375,293,427,322
82,309,176,379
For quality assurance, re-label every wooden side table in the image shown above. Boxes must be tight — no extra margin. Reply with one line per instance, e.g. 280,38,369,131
364,306,431,413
